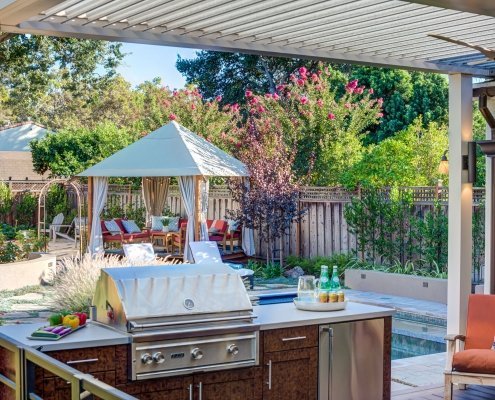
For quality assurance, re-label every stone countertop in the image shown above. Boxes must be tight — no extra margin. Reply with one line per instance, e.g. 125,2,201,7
0,302,393,351
253,301,395,330
0,321,130,352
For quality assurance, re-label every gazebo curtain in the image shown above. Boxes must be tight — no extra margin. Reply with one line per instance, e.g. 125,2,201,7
88,177,108,254
200,178,209,241
179,176,195,262
242,178,255,256
142,177,170,224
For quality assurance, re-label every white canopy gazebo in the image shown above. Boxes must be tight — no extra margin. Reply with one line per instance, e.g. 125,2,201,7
78,121,253,261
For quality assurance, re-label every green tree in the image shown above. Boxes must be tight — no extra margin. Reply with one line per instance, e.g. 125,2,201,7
341,118,448,188
349,68,448,142
30,122,136,177
0,35,123,125
176,52,319,105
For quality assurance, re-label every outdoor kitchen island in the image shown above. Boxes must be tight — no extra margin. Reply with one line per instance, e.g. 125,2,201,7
0,301,393,400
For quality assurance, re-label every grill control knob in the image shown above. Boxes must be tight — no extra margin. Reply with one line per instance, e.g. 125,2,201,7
141,353,153,365
191,348,204,360
227,344,239,355
153,352,165,364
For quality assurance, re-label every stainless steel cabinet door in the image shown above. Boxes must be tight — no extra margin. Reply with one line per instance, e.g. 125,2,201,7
319,319,384,400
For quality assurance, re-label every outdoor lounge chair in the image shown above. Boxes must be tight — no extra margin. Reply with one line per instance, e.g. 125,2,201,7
189,240,254,289
39,213,64,239
444,294,495,399
225,224,242,253
206,219,228,250
169,219,187,254
52,216,87,247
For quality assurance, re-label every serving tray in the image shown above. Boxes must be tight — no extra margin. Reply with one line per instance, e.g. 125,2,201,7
293,298,347,312
28,323,87,341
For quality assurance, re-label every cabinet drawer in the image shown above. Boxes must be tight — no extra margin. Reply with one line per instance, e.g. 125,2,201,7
45,346,116,376
263,325,318,353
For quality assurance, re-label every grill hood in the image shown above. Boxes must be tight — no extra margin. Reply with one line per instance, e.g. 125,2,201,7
92,264,253,332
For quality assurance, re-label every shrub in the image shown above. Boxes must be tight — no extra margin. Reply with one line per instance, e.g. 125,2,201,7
0,231,43,264
286,253,359,281
51,254,180,313
15,193,37,226
0,182,13,221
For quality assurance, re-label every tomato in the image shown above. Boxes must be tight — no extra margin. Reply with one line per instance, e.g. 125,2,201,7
62,314,80,329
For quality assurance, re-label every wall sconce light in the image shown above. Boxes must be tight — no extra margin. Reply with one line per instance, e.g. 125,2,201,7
438,150,449,175
464,142,477,184
438,144,477,183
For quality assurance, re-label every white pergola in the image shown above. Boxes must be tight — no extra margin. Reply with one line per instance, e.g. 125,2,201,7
2,0,495,337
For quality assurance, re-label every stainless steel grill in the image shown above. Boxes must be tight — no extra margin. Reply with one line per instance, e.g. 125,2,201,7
92,264,259,380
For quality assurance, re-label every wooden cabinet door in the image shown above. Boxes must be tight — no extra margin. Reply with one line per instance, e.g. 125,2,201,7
194,367,262,400
263,347,318,400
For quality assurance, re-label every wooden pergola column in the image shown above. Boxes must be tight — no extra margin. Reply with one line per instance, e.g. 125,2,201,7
447,74,473,336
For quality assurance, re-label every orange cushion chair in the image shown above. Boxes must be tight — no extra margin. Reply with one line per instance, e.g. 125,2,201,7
445,294,495,399
206,219,228,250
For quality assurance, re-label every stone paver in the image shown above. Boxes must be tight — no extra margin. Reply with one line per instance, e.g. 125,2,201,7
392,353,446,390
10,293,44,302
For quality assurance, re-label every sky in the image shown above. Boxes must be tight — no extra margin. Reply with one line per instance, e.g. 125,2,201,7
116,43,199,89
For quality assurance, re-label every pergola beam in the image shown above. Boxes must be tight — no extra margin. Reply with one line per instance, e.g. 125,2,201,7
0,19,492,77
0,0,64,25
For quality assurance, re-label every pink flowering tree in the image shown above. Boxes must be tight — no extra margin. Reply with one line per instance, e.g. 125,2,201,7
165,87,241,153
242,66,383,186
137,84,241,154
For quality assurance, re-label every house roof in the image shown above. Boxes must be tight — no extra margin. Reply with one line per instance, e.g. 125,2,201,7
1,0,495,76
0,122,48,151
78,121,249,177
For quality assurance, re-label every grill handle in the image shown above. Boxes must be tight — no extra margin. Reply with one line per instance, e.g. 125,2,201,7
129,315,256,330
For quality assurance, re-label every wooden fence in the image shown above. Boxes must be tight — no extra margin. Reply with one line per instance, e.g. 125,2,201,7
104,185,486,260
3,181,487,260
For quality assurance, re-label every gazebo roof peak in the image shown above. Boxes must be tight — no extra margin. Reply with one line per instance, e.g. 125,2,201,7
78,121,248,177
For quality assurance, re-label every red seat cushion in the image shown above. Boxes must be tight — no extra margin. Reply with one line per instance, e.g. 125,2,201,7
464,295,495,350
226,232,241,239
103,234,121,242
122,232,149,240
208,235,224,241
453,349,495,374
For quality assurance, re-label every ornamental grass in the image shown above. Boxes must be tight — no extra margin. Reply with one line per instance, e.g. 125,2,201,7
50,253,179,313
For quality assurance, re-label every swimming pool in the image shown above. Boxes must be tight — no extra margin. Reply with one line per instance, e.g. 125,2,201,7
256,292,446,360
392,312,446,360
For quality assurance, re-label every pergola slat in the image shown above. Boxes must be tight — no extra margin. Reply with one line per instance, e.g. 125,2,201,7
1,0,495,76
